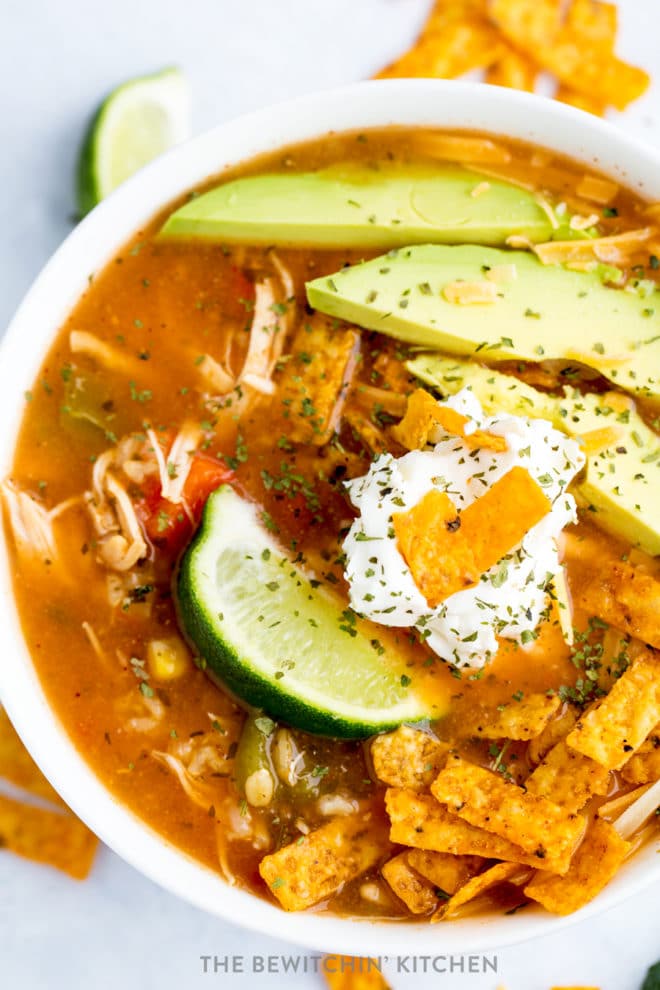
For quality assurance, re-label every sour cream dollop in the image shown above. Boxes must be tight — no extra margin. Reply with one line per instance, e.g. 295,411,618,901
343,389,585,668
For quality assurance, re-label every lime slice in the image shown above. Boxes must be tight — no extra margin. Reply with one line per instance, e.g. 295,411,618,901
76,66,190,217
176,486,436,738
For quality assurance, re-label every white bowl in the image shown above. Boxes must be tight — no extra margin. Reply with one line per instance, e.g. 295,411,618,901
1,80,659,956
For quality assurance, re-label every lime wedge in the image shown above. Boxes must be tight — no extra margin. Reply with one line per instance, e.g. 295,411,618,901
176,486,436,738
76,66,190,217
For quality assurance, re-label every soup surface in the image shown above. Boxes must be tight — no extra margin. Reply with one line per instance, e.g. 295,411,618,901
4,128,660,922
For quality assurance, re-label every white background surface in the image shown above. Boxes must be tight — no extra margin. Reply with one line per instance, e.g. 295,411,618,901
1,2,659,987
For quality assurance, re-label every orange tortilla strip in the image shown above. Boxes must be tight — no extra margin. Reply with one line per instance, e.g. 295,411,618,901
0,708,66,806
391,388,506,452
384,788,562,870
464,693,561,741
376,15,504,81
524,817,630,915
486,46,537,91
324,958,391,990
567,649,660,770
620,727,660,785
525,739,611,814
259,813,390,911
381,852,439,914
565,0,618,51
0,794,98,879
572,561,660,650
528,706,580,765
393,467,550,607
370,725,448,791
556,86,606,117
407,848,486,895
433,860,530,921
431,755,585,871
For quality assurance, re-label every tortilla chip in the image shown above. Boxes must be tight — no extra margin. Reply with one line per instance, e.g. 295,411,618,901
534,228,653,266
385,788,560,870
431,754,585,871
407,848,486,894
391,388,506,452
0,794,98,879
324,958,391,990
524,817,630,915
555,85,606,118
411,133,512,164
393,467,550,607
259,812,390,911
0,708,65,806
565,0,617,51
278,315,358,445
381,852,439,914
370,725,448,791
344,408,388,456
488,0,563,50
525,739,611,814
573,561,660,651
567,648,660,770
376,16,504,80
464,693,561,741
528,706,580,765
575,174,619,206
620,728,660,785
486,46,537,91
433,861,530,921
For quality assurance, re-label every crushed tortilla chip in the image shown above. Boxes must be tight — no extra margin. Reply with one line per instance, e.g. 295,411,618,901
433,860,530,921
407,848,486,894
620,727,660,786
573,561,660,650
524,817,630,915
577,426,625,456
259,812,390,911
442,279,500,305
463,692,561,741
370,725,448,791
576,174,619,205
385,788,561,870
393,466,550,607
278,314,358,445
431,754,585,871
486,45,537,91
0,794,98,880
323,957,391,990
0,708,65,806
381,852,439,914
528,706,580,765
533,228,653,265
525,739,611,813
392,389,506,453
567,649,660,770
345,408,388,456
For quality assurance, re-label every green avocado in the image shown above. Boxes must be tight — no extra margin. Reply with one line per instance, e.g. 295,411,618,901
407,354,660,556
305,244,660,401
160,165,554,248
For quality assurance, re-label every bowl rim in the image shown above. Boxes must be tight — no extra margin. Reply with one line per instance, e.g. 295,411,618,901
1,78,660,957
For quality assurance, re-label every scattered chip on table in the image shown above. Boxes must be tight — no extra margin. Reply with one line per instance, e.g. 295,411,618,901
567,648,660,770
431,755,585,871
259,812,390,911
525,739,611,814
370,725,448,791
524,817,630,915
0,793,98,880
0,708,66,806
433,860,531,921
381,852,439,914
324,957,392,990
464,692,561,741
486,46,537,91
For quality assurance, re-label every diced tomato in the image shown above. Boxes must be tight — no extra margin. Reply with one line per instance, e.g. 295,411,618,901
231,266,254,306
137,453,233,556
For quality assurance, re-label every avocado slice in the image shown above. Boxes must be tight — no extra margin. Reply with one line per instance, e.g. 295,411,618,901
160,165,553,248
407,354,660,556
306,244,659,401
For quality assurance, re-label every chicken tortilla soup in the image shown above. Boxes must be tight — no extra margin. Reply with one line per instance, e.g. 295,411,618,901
3,128,660,922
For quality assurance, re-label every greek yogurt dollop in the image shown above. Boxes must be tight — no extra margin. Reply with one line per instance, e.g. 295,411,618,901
343,389,585,668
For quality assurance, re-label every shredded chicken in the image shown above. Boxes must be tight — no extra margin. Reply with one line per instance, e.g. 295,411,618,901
613,778,660,840
1,481,57,564
85,437,148,571
69,330,141,377
146,421,203,505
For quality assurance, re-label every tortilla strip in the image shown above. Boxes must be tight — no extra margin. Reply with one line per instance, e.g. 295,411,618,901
486,46,537,91
431,755,585,871
391,388,506,452
393,467,550,607
407,848,485,894
567,649,660,770
0,794,98,880
525,740,611,814
376,16,504,81
620,728,660,786
259,812,390,911
323,957,392,990
533,229,653,266
463,693,561,741
381,852,438,914
572,561,660,650
385,788,566,872
278,315,358,445
370,725,448,791
433,861,530,922
575,174,619,206
524,818,630,915
528,706,580,765
0,708,66,806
